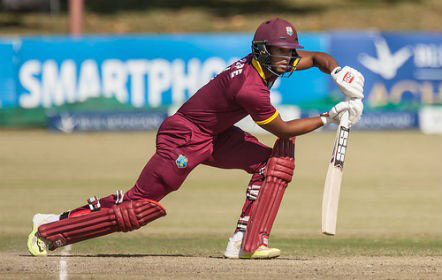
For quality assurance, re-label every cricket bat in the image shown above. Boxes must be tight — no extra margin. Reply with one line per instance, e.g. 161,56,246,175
321,111,350,236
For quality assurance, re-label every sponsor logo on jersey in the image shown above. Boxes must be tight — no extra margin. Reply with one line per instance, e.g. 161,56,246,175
176,154,188,168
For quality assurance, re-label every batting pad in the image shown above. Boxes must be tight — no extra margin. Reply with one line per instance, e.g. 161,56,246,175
242,138,295,253
38,199,166,250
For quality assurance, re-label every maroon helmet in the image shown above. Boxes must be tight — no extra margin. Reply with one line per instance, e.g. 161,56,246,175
252,18,303,77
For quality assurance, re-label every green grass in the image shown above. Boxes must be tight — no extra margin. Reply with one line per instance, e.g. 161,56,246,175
0,130,441,257
3,233,441,257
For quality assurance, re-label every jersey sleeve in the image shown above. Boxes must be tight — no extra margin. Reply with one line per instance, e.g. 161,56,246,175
236,83,279,125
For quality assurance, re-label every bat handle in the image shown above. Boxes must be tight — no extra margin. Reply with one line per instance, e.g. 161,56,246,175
340,110,350,128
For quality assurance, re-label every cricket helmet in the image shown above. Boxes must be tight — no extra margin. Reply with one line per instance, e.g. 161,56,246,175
252,18,303,77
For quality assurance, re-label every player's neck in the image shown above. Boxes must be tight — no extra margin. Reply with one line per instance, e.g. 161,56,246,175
263,68,277,83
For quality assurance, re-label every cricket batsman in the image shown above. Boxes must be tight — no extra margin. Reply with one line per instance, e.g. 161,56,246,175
28,18,364,259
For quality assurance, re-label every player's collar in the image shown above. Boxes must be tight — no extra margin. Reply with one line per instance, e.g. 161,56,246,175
251,58,267,80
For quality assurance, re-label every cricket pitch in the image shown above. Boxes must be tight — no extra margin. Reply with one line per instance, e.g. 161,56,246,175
0,130,441,279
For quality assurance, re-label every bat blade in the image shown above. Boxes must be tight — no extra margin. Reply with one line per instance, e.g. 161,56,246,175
322,163,344,235
321,111,350,236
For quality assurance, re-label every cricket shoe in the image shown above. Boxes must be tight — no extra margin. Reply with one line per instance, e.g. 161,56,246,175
239,245,281,259
224,231,244,259
27,213,59,256
224,231,280,259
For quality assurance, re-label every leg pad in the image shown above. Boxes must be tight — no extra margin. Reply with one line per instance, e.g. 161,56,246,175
242,138,295,253
38,199,166,250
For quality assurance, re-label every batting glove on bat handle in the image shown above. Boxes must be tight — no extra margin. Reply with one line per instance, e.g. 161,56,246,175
321,101,350,125
331,66,365,99
347,98,364,126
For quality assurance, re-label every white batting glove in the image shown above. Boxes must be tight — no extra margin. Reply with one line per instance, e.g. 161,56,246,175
331,66,365,99
321,101,349,125
347,98,363,125
321,98,364,126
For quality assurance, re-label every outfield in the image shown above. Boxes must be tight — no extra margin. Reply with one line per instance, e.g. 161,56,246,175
0,129,441,279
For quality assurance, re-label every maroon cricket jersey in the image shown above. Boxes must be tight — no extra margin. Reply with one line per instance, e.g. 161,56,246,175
176,54,279,135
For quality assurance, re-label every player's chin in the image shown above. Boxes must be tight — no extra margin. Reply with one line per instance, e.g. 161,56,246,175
274,65,291,74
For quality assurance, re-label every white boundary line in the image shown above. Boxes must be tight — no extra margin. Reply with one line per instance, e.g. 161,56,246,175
59,245,72,280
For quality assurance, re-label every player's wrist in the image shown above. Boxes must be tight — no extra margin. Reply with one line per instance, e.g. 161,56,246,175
320,114,329,126
331,66,342,80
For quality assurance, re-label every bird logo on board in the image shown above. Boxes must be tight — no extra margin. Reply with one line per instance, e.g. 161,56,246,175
286,26,293,36
358,37,411,80
176,154,188,168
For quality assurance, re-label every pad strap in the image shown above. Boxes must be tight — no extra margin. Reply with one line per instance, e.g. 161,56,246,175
242,138,295,253
38,199,166,250
87,196,101,211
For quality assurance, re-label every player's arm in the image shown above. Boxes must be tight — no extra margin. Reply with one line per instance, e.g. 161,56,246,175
259,101,356,138
296,50,339,73
260,114,323,138
296,50,365,99
257,99,364,138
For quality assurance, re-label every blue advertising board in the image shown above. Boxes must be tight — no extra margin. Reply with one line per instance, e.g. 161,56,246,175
4,33,326,110
47,111,167,132
1,32,441,130
301,110,419,130
0,39,17,108
329,32,442,110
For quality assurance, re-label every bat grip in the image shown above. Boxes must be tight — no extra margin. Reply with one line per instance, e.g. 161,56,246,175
339,110,350,128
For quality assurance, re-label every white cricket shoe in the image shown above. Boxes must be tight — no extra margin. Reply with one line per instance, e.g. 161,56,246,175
27,213,59,256
224,231,281,259
224,231,244,258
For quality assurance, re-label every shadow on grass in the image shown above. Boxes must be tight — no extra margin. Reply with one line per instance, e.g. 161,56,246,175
21,253,192,257
20,254,312,260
